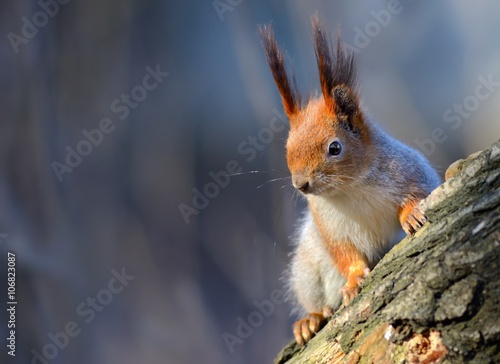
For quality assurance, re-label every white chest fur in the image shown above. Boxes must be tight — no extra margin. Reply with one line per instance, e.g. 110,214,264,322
308,186,402,264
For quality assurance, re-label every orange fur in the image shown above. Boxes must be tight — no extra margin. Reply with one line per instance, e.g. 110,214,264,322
327,241,368,290
287,99,332,173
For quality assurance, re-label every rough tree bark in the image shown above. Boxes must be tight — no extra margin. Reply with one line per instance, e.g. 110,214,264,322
275,140,500,364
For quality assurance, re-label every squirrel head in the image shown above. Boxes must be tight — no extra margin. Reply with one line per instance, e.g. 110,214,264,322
260,16,372,196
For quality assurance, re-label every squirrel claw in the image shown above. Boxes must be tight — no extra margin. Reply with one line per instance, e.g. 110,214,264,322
322,305,334,318
293,311,329,346
403,205,427,235
341,285,360,305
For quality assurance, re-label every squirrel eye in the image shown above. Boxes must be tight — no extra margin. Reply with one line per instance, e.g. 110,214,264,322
328,141,342,156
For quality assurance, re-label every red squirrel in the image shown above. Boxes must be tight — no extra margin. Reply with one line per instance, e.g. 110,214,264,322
259,17,440,346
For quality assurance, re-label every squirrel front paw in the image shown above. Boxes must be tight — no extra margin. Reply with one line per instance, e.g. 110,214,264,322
293,307,333,346
401,205,427,235
340,267,370,305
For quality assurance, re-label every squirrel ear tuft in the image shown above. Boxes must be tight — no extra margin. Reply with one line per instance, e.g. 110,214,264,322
332,85,363,132
332,85,357,118
311,15,358,115
259,23,301,119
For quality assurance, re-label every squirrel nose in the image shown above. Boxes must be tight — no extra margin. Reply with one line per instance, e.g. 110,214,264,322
297,181,310,193
293,176,311,193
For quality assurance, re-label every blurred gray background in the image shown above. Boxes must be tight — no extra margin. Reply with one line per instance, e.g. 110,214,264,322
1,1,499,363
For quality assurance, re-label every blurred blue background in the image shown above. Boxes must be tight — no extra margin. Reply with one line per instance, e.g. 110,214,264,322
1,1,499,363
